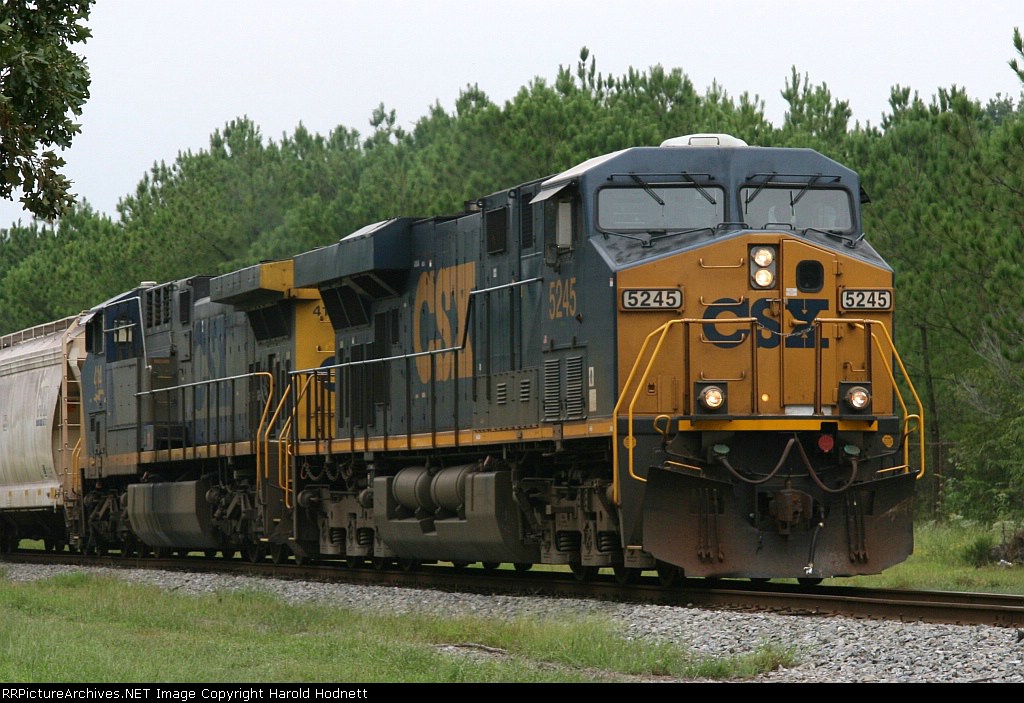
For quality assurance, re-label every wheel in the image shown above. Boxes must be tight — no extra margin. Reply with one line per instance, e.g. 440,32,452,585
204,549,219,559
656,561,682,588
85,541,108,557
345,555,364,569
749,577,770,584
371,557,390,571
480,561,500,571
450,561,470,570
570,563,598,582
397,558,421,572
120,537,137,558
243,542,266,563
513,562,533,572
798,577,823,586
220,549,238,560
153,546,170,559
269,544,288,565
613,566,640,585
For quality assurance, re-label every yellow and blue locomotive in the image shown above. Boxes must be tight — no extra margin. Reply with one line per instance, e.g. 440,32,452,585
0,134,923,583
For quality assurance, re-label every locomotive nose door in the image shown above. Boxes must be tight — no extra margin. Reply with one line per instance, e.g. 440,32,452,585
779,240,837,411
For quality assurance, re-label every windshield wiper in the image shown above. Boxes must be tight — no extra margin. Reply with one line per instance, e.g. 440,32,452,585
744,172,776,206
601,229,654,246
630,174,664,206
602,227,714,248
648,227,714,244
790,174,822,207
804,227,865,249
681,172,717,205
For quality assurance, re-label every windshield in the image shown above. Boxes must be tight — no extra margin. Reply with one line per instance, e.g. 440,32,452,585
740,186,852,231
598,185,725,231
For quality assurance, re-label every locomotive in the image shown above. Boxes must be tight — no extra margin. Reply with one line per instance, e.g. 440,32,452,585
0,134,924,584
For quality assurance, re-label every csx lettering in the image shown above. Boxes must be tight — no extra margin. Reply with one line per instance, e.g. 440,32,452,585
548,276,577,319
703,297,830,348
413,262,475,383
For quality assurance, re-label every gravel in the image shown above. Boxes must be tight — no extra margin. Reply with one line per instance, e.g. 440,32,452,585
3,562,1023,683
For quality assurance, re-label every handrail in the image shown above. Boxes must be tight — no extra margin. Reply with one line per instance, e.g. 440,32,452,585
283,276,544,453
136,371,274,471
259,380,295,487
611,315,925,505
69,438,83,500
817,317,926,479
260,374,319,509
612,317,755,504
0,313,79,348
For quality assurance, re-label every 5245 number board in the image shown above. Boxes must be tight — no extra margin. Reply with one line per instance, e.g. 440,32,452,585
620,288,683,310
840,288,892,311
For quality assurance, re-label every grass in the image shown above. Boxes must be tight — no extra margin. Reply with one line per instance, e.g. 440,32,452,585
823,520,1024,594
0,571,795,683
2,520,1021,682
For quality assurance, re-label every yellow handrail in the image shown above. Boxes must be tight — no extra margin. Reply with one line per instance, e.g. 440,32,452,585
611,315,926,505
818,317,926,480
69,437,83,500
261,373,322,509
612,316,756,504
611,319,673,504
251,372,275,488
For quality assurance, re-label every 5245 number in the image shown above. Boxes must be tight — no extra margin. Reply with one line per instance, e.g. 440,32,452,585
549,277,577,319
620,288,683,310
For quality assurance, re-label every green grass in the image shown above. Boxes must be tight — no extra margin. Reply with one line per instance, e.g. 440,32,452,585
3,521,1020,682
824,520,1024,593
0,571,795,683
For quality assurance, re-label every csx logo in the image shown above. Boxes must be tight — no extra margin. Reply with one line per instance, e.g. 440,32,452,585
703,297,830,348
413,262,475,383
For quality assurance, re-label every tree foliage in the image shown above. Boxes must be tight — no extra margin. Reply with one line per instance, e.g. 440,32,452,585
0,0,93,219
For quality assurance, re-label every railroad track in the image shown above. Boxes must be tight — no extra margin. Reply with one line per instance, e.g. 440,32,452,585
4,549,1024,629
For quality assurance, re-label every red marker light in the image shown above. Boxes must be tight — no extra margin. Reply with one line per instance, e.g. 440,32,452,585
817,434,835,453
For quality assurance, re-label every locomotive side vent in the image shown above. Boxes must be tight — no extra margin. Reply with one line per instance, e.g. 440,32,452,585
496,382,508,405
519,378,532,403
566,356,585,419
543,359,561,421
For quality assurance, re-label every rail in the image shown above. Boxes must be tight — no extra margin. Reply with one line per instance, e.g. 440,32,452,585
260,373,324,509
135,371,275,471
0,313,80,348
611,316,925,505
286,276,543,452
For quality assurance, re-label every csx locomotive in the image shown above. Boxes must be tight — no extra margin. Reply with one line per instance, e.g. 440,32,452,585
0,134,924,584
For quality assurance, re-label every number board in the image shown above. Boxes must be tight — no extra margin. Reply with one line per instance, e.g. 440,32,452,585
620,288,683,311
840,288,892,311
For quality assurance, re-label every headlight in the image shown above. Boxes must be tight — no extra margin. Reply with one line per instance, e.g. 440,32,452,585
844,385,871,410
750,245,777,289
753,268,775,287
700,385,725,410
752,247,775,267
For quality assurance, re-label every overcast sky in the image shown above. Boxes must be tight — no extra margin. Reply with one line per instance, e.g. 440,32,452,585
2,0,1021,228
